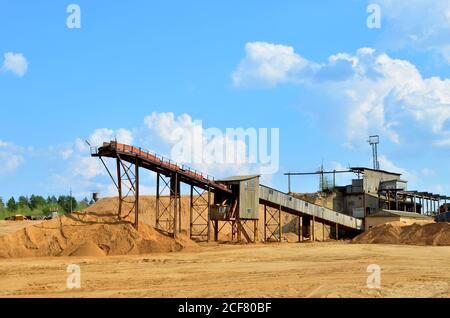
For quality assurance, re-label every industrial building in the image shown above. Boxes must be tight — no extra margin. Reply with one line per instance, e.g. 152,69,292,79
290,167,449,222
91,140,449,243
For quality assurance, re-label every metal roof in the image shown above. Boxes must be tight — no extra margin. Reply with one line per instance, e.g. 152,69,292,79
350,167,402,176
217,175,261,182
366,209,432,219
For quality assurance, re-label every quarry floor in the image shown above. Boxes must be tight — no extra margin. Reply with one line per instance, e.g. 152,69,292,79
1,242,450,298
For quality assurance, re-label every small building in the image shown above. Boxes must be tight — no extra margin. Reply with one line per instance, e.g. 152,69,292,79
365,210,432,231
212,175,260,220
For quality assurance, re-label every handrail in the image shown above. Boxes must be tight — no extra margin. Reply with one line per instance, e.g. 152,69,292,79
100,141,228,191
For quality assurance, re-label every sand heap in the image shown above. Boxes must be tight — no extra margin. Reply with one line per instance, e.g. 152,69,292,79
352,220,450,246
0,206,197,258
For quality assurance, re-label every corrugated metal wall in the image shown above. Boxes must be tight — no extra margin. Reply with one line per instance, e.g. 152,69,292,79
259,185,363,230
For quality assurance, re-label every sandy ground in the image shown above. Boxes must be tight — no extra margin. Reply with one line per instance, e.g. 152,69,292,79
1,242,450,298
0,221,44,236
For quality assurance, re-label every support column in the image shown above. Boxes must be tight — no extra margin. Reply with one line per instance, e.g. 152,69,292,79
117,158,122,218
156,172,160,229
312,216,316,241
237,220,242,242
189,185,193,238
264,205,267,243
322,222,325,241
395,191,398,210
421,196,424,214
298,216,303,242
214,220,219,241
336,223,339,240
172,173,178,238
134,157,139,230
304,217,311,240
278,204,282,242
387,191,390,210
254,220,259,243
207,186,211,242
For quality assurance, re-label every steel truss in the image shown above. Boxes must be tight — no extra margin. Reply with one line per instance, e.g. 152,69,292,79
99,155,140,229
264,204,282,242
155,172,181,238
189,185,211,241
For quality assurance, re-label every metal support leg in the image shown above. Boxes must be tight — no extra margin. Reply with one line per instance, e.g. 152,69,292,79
172,174,178,238
336,223,339,240
189,185,193,238
117,158,122,219
134,157,139,230
214,220,219,241
156,173,160,228
264,205,267,242
278,204,282,242
312,216,315,241
207,186,211,242
298,216,303,242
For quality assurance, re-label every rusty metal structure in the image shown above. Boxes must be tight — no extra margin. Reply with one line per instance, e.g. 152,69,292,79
92,141,364,243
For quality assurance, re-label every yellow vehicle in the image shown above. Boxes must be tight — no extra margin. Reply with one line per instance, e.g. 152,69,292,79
14,214,25,221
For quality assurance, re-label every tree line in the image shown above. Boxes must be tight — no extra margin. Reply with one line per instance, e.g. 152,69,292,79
0,195,94,219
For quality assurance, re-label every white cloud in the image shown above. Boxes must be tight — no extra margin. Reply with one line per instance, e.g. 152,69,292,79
76,127,134,152
143,112,259,177
48,127,135,198
233,42,450,146
232,42,317,87
61,148,73,160
378,155,416,185
374,0,450,63
0,140,24,176
2,52,28,77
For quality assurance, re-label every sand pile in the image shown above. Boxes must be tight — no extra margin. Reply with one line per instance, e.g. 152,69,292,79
88,196,305,242
352,220,450,246
0,204,197,258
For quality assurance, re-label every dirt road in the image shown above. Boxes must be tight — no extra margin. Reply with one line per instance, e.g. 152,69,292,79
1,242,450,298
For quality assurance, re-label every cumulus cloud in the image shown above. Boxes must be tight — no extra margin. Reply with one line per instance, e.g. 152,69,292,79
232,42,318,87
233,42,450,146
2,52,28,77
143,112,268,176
75,127,134,153
48,127,135,198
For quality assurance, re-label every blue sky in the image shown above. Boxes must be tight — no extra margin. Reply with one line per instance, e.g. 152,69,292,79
1,1,450,199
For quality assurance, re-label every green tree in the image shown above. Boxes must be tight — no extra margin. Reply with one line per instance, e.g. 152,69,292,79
30,195,46,210
7,197,17,211
17,196,30,209
77,197,90,210
0,197,5,211
57,195,77,213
